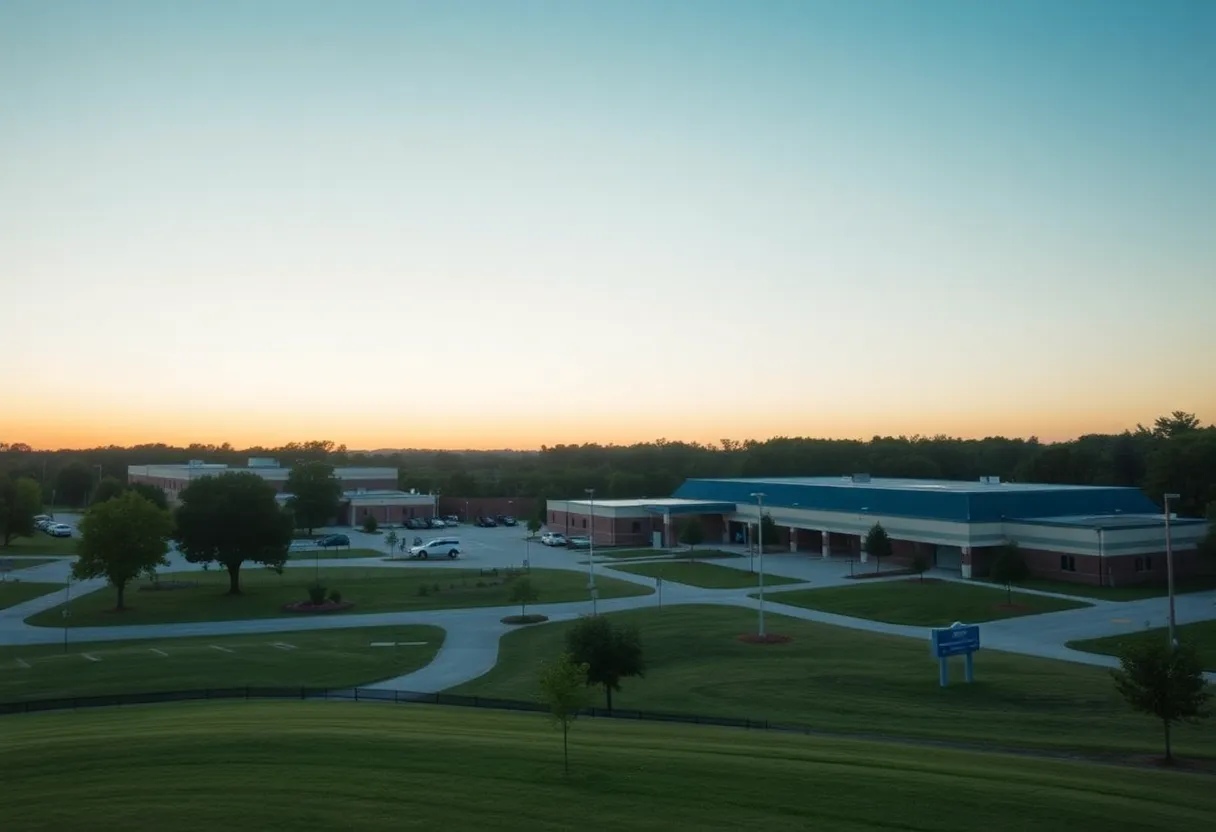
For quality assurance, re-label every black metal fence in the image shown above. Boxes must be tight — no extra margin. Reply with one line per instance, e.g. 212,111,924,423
0,686,782,732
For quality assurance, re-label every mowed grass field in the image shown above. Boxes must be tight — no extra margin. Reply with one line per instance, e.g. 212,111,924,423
1,534,77,557
1000,575,1216,602
453,606,1216,759
766,578,1088,625
0,582,63,611
610,561,803,589
0,625,443,703
1070,620,1216,671
0,557,59,570
288,547,392,560
1,703,1212,832
27,566,650,628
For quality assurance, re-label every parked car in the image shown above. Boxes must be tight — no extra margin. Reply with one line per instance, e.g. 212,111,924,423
33,514,51,525
500,515,518,527
567,536,591,550
443,515,460,525
288,540,317,552
476,516,497,527
316,534,350,549
541,532,567,547
408,537,461,559
402,518,420,530
35,519,53,532
47,524,72,538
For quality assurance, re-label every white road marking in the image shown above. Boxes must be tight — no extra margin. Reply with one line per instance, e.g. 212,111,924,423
149,648,168,657
16,658,30,669
210,645,233,653
82,653,100,662
272,642,297,650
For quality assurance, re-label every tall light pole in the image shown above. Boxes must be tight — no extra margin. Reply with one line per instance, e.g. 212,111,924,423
1164,492,1180,649
586,488,597,615
751,492,766,639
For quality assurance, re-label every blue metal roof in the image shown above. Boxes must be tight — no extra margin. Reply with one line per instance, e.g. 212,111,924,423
1012,514,1208,531
670,477,1163,523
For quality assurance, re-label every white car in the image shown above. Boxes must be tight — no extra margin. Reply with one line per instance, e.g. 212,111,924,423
541,533,567,547
408,537,461,559
429,518,446,528
47,524,72,538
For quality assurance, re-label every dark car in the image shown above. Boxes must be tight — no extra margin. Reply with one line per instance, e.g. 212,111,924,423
500,515,518,527
316,534,350,549
403,518,420,530
476,516,497,527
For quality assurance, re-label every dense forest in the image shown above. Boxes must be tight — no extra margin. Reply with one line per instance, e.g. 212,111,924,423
2,412,1214,518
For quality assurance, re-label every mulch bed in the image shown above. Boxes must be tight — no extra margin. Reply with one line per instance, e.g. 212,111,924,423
281,601,355,614
501,614,550,625
138,581,199,592
737,633,793,645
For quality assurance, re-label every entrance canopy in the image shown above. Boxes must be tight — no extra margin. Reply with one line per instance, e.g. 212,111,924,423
640,499,736,517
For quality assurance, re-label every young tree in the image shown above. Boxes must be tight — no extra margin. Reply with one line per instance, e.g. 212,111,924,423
362,514,379,533
0,475,42,546
527,517,542,538
864,522,892,573
384,529,398,555
174,472,293,595
537,653,590,775
1112,640,1210,763
759,512,779,552
989,541,1029,604
510,576,540,616
285,462,343,535
92,476,127,505
565,615,645,712
910,546,930,583
74,491,173,610
679,517,704,560
130,482,169,510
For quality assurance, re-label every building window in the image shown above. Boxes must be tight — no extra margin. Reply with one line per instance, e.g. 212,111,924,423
631,521,641,533
1134,557,1153,573
1060,555,1076,572
582,518,587,528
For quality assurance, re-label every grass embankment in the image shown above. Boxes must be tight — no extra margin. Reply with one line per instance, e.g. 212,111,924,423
0,626,442,704
0,557,58,570
766,578,1088,625
1070,620,1216,671
610,561,802,589
0,582,64,611
0,535,77,557
0,703,1211,831
27,567,649,628
452,606,1215,759
997,576,1216,602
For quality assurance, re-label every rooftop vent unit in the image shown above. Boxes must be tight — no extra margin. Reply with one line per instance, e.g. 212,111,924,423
851,473,871,483
187,459,205,467
979,476,1002,485
247,457,279,468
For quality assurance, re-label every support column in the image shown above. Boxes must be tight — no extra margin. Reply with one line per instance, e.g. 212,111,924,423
789,527,798,553
664,514,672,548
821,531,831,559
961,546,973,579
859,534,868,563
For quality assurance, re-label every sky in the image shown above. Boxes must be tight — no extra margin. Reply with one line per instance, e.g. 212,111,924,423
2,0,1213,451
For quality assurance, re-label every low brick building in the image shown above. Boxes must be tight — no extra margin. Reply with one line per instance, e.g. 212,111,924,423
548,476,1211,587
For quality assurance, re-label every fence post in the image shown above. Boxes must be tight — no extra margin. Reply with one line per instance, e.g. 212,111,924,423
354,687,359,702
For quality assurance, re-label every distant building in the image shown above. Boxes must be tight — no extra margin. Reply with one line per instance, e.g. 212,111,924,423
548,475,1210,587
127,458,435,526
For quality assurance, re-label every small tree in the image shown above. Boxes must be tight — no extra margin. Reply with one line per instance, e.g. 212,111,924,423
384,529,398,555
759,512,779,552
538,653,590,774
285,462,343,535
362,514,379,533
74,491,173,610
1112,640,1210,763
864,522,892,573
679,517,704,560
510,576,540,616
910,545,930,583
989,541,1029,604
0,475,42,546
566,615,645,712
527,517,542,538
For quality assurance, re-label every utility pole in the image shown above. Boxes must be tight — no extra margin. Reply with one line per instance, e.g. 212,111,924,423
751,491,766,639
1164,492,1180,649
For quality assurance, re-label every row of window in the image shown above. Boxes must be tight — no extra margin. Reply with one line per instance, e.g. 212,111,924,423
1062,554,1156,573
549,512,643,533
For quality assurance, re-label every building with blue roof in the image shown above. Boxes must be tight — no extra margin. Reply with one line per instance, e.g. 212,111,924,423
547,474,1209,586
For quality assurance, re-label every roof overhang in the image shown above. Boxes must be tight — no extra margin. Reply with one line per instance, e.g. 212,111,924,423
642,501,736,517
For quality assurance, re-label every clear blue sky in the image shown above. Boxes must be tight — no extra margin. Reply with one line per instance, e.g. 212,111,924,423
2,0,1213,449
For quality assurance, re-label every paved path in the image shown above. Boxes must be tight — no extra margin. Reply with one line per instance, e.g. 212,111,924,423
2,524,1214,691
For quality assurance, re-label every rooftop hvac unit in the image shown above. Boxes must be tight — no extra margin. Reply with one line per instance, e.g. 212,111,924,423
979,476,1002,485
851,473,871,483
188,460,204,467
247,457,280,468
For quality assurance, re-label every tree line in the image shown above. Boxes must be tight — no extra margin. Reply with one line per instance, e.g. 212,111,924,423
3,411,1214,517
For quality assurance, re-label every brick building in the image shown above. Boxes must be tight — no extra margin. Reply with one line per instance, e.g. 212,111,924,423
547,475,1211,587
127,458,435,526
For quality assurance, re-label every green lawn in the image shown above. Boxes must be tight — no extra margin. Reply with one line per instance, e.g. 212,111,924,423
766,578,1089,625
1000,576,1216,602
610,561,803,589
26,566,650,628
0,557,58,570
0,582,63,611
0,703,1211,831
0,625,442,704
452,605,1215,759
1069,620,1216,671
0,534,77,556
289,547,389,561
597,548,741,560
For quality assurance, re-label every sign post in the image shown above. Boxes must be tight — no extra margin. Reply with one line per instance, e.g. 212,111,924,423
930,622,980,687
656,577,663,610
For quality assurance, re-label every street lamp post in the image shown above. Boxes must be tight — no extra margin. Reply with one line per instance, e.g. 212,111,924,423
586,488,597,615
1164,492,1180,649
751,492,766,639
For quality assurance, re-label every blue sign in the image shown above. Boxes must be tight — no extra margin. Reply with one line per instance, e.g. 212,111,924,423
930,622,980,687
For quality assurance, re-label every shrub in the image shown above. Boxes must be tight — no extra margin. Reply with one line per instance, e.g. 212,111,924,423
432,583,441,594
328,589,342,604
475,581,486,588
362,514,379,533
307,583,327,605
418,584,430,597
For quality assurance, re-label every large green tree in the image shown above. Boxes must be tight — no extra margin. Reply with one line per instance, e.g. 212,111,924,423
55,462,94,507
285,462,343,534
0,474,42,546
174,472,293,595
130,482,169,510
565,615,645,712
92,476,127,505
74,491,173,610
1112,640,1210,763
